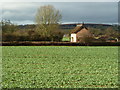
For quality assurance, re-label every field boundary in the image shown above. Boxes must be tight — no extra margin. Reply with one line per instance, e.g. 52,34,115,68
1,41,120,46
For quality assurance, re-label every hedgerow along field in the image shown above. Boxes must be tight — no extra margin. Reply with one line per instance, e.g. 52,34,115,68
2,46,118,88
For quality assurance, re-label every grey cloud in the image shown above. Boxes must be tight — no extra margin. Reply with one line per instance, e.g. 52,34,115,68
57,2,118,23
2,2,118,24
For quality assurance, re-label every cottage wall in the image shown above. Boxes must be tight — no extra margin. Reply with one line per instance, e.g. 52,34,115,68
76,29,91,42
71,34,77,42
76,29,90,37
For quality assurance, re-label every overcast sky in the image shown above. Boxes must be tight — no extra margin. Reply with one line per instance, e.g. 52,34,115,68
1,2,118,25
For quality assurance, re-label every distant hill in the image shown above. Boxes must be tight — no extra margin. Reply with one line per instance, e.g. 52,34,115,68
18,24,36,30
18,23,114,30
59,23,112,30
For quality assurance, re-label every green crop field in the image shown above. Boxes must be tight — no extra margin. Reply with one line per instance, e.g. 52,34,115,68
2,46,118,88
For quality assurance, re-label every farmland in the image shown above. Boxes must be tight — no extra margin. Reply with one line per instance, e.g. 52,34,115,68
2,46,118,88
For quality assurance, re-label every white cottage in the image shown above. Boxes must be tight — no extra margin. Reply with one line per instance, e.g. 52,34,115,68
71,23,91,42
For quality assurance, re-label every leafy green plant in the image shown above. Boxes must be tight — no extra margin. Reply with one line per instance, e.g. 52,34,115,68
2,46,118,88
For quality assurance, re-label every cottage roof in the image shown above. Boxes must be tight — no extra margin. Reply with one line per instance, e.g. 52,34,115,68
71,24,88,33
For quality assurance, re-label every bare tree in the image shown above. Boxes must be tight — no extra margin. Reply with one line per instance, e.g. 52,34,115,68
35,5,62,40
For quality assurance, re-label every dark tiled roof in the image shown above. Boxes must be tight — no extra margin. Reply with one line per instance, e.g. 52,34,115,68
71,24,88,33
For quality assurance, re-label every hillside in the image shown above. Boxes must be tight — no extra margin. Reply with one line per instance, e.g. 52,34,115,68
18,23,114,30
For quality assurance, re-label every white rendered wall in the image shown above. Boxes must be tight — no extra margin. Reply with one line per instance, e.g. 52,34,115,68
71,34,77,42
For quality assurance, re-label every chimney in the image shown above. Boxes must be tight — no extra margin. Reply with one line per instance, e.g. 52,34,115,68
77,22,84,27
